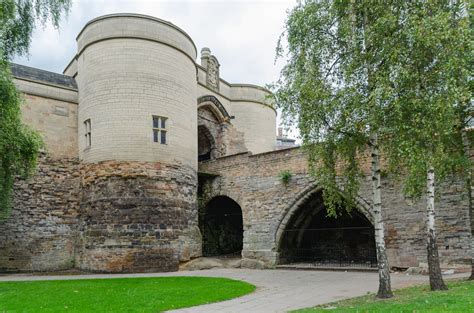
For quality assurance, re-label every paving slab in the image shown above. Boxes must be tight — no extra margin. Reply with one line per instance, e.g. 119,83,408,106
0,269,468,313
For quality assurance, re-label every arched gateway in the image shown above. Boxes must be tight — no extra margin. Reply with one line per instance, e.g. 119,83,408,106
199,196,244,257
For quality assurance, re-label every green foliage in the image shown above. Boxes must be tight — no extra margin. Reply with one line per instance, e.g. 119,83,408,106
0,276,256,312
0,60,43,220
273,0,395,215
380,1,472,198
294,279,474,313
278,169,292,185
0,0,70,219
274,0,472,205
0,0,71,61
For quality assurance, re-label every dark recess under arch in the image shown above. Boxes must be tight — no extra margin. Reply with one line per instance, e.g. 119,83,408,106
278,190,377,267
199,196,243,257
198,125,215,161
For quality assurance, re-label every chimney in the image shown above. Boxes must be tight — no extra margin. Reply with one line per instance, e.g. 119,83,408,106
201,47,211,68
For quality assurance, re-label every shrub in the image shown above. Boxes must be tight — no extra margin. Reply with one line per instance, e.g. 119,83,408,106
279,170,292,185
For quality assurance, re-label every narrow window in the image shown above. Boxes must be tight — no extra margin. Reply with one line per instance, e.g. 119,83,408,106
84,119,91,148
152,116,167,144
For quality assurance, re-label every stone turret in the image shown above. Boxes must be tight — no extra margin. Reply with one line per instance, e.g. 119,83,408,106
74,13,201,272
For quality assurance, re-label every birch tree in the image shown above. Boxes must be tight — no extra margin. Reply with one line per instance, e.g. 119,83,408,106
274,0,398,298
462,125,473,280
384,0,471,291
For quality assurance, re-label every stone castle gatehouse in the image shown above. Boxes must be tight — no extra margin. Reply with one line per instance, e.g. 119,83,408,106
0,14,471,273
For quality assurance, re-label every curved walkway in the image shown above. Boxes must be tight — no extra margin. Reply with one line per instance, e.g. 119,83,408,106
0,269,467,313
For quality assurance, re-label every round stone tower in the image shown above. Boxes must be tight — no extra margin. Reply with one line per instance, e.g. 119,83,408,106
75,14,200,272
228,85,276,154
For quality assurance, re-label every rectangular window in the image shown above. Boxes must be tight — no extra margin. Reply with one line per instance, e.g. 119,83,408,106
84,119,91,148
152,116,167,144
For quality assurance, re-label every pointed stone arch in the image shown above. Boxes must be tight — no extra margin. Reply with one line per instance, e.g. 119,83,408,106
197,95,231,123
274,183,376,266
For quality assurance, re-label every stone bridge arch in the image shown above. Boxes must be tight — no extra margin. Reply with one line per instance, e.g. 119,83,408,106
275,183,374,251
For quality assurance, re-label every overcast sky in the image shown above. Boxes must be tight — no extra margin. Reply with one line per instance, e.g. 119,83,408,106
14,0,295,86
14,0,298,137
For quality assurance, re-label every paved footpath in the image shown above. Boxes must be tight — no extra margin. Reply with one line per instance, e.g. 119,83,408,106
0,269,468,313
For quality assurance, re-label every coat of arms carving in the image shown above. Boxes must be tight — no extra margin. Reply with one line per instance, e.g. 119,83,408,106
207,56,220,91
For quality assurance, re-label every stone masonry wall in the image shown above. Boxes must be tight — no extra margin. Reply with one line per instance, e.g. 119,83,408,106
198,147,471,269
0,154,80,272
78,161,201,273
19,92,78,158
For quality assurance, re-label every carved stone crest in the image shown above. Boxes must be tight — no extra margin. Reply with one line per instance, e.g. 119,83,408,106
206,56,220,91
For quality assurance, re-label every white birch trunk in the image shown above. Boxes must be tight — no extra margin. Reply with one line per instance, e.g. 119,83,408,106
426,165,448,290
370,133,393,298
461,130,473,280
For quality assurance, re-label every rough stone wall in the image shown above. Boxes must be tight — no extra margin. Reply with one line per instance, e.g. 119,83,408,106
198,107,247,158
381,175,470,268
198,147,471,269
0,154,80,272
78,161,201,273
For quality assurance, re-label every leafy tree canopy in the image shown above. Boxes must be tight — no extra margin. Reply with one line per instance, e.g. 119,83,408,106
274,0,471,208
382,1,471,198
274,0,400,215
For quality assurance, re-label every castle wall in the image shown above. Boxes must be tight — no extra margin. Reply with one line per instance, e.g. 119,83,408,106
14,78,78,158
6,13,469,275
0,154,80,272
19,93,78,158
78,161,200,272
0,66,80,272
198,148,472,270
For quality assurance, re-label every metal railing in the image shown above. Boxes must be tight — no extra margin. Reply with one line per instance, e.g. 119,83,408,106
279,226,377,268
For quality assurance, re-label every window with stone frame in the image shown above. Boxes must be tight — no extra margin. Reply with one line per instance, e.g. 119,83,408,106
84,119,91,148
152,115,167,144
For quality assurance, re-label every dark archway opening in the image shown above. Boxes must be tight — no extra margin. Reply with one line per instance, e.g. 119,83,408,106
279,190,377,268
198,125,214,161
199,196,243,257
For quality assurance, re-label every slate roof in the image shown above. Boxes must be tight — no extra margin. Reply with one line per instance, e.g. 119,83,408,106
10,63,77,90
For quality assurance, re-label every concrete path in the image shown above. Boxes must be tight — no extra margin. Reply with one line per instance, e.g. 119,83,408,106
0,269,468,313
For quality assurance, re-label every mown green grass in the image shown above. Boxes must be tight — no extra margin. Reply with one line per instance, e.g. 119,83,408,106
0,276,255,312
294,279,474,313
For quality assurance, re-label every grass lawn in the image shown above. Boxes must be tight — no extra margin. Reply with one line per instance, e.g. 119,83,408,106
294,279,474,313
0,276,255,312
